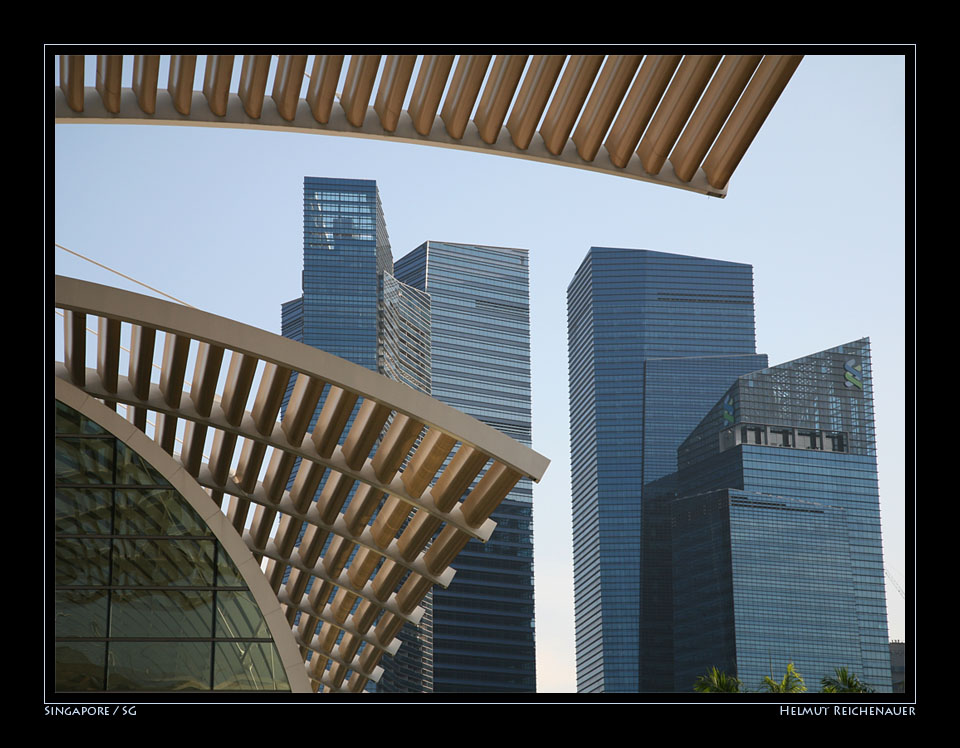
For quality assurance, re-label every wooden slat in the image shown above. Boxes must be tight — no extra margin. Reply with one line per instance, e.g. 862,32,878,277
400,428,456,497
605,55,682,168
168,55,198,116
234,438,267,493
371,495,412,548
460,461,523,527
343,483,383,536
180,420,207,476
96,55,123,113
262,448,297,502
637,55,722,175
282,373,325,446
252,362,291,435
306,55,344,124
539,55,604,156
440,54,492,139
396,510,441,561
97,317,121,409
670,54,762,182
190,342,223,417
408,55,455,136
63,310,86,386
431,444,488,512
702,55,803,190
132,55,161,114
312,386,358,458
341,399,391,470
424,525,471,575
238,55,271,119
59,55,85,112
290,460,326,513
127,324,155,401
395,572,432,615
221,352,257,426
507,55,565,150
159,333,189,408
340,55,381,127
208,428,237,485
374,55,417,132
371,413,423,483
572,55,643,162
273,54,308,121
316,471,354,524
203,55,235,117
474,54,528,145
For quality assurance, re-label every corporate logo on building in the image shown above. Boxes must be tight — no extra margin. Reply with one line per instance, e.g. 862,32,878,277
844,358,863,390
723,395,735,424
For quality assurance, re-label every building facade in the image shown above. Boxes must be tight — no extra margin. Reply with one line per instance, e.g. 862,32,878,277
395,241,536,692
567,247,767,692
281,177,433,692
672,339,892,691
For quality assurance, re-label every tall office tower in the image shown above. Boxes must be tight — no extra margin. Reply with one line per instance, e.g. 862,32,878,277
672,339,892,692
567,247,767,693
394,241,536,692
281,177,433,692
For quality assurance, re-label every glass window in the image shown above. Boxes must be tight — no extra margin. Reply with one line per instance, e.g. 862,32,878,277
107,642,212,692
213,642,290,691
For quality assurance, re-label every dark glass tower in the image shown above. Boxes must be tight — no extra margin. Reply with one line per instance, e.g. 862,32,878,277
395,241,536,693
281,177,433,692
567,247,767,693
672,339,892,691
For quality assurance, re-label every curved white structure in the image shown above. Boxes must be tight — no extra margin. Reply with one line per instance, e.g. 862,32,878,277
55,275,550,693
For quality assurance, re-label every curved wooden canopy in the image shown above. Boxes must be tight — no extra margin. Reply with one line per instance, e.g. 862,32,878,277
54,53,802,197
55,275,549,693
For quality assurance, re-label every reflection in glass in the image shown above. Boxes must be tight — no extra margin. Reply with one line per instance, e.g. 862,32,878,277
111,539,215,586
107,642,212,691
55,488,112,534
55,438,114,484
55,538,112,586
116,442,170,485
111,590,214,638
216,590,270,639
55,589,109,638
114,489,212,536
214,642,290,691
55,642,105,691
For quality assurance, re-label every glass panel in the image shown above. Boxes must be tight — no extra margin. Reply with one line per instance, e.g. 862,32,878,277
216,590,270,639
216,545,245,587
55,538,112,586
115,442,170,486
55,488,112,535
111,589,214,638
55,642,105,691
107,642,211,691
55,589,109,638
213,642,290,691
114,489,212,536
55,400,107,435
111,539,215,586
55,438,114,484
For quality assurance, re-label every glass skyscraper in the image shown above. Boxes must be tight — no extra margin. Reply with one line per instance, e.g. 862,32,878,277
567,247,767,692
672,339,892,692
281,177,433,692
395,241,536,693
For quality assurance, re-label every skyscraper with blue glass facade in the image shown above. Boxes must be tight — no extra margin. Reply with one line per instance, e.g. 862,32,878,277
281,177,433,692
672,338,891,691
567,247,767,692
394,241,536,693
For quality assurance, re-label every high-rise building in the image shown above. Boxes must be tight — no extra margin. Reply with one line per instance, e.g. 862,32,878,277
672,339,892,692
567,247,767,693
281,176,433,692
395,241,536,692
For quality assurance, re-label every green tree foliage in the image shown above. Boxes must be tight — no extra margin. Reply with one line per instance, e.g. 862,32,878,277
820,667,874,693
761,662,807,693
693,666,742,693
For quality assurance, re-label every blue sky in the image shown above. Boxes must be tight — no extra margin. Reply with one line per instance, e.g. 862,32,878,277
52,53,909,693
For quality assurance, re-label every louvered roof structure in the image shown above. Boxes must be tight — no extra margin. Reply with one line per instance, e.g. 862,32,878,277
54,53,802,197
54,275,550,694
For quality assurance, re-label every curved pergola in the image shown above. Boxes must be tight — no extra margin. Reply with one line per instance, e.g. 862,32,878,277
54,53,802,197
54,275,549,693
